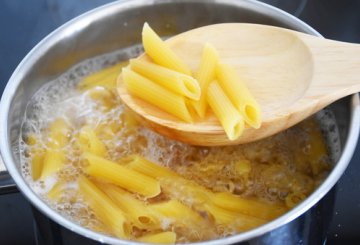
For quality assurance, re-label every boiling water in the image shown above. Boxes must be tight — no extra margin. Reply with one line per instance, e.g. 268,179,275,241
19,46,341,242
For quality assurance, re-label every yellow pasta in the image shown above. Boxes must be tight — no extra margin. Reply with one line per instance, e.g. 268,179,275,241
83,152,161,198
211,192,288,220
122,68,192,122
192,43,219,118
78,176,128,238
47,118,70,148
47,181,65,201
78,126,107,157
142,23,191,75
159,177,213,207
207,82,244,140
150,200,217,241
40,149,66,179
125,155,178,178
204,203,266,231
97,182,159,228
137,231,176,244
26,134,44,180
78,61,128,91
31,151,44,180
39,118,71,179
151,200,203,223
130,59,200,100
216,63,261,129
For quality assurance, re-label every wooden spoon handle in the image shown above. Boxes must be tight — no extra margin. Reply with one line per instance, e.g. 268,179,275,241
299,33,360,104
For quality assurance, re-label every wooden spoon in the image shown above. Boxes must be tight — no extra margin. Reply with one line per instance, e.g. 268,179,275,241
117,23,360,146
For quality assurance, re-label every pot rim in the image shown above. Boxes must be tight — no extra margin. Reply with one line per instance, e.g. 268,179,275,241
1,0,359,244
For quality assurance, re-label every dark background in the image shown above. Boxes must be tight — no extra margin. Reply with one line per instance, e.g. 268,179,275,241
0,0,359,244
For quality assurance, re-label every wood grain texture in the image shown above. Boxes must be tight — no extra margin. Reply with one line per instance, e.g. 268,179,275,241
117,23,360,146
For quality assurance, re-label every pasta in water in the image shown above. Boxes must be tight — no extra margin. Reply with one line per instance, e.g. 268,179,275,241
19,26,334,244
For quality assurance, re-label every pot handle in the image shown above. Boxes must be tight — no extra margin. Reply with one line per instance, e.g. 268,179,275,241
0,155,18,194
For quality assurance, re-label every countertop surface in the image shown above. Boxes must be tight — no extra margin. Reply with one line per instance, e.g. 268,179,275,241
0,0,359,244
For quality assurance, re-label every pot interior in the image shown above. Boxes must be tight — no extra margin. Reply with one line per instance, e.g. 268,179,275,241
4,0,355,244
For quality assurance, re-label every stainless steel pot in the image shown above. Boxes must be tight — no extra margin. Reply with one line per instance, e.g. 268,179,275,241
0,0,359,244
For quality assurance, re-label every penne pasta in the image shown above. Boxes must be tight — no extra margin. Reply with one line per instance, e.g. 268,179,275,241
78,176,128,238
83,152,161,198
142,23,192,75
192,43,219,118
151,199,203,223
125,155,178,178
47,181,65,201
207,82,244,140
137,231,176,244
40,118,71,179
204,203,266,232
159,176,213,207
211,192,288,220
151,199,217,241
40,148,66,179
78,126,107,157
122,68,193,122
31,151,45,181
216,63,261,129
97,182,159,228
78,61,128,91
47,118,71,148
130,59,200,100
26,133,44,180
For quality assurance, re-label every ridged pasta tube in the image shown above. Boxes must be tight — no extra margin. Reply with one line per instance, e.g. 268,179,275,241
192,43,219,118
130,59,200,100
83,152,161,198
78,176,128,238
142,22,192,75
122,68,193,122
216,63,261,129
207,82,244,140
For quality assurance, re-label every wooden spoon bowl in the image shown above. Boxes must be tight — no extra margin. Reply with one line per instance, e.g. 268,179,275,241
117,23,360,146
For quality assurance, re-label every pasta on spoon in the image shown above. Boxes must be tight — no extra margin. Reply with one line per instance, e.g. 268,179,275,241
118,23,261,144
118,22,360,146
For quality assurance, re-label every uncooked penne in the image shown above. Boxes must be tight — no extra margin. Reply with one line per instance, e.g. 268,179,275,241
150,200,216,241
78,176,128,238
40,148,66,179
47,118,71,148
159,177,213,206
216,63,261,129
78,126,107,157
204,203,266,232
151,199,203,222
122,68,192,122
211,192,287,220
137,231,176,244
142,23,192,75
192,43,219,118
207,82,244,140
125,155,178,178
130,59,200,100
47,181,65,201
83,152,161,198
26,133,44,181
97,182,159,228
